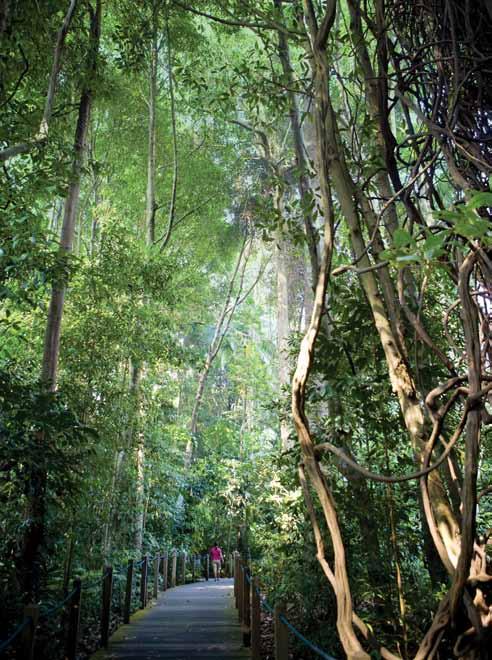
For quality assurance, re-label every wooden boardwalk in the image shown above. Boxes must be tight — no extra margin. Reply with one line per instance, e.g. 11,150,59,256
91,577,250,660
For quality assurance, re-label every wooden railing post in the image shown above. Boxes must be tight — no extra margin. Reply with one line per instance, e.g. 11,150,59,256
65,577,82,660
238,560,244,623
181,552,186,585
171,550,177,588
101,565,113,648
124,560,133,623
251,576,261,660
21,604,39,660
234,552,240,607
229,553,234,578
274,601,289,660
153,555,159,599
140,555,148,608
162,551,168,591
242,565,251,647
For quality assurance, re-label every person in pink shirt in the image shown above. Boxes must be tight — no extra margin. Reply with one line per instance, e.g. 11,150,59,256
209,542,224,581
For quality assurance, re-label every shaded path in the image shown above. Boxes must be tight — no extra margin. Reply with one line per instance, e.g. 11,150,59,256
91,578,249,660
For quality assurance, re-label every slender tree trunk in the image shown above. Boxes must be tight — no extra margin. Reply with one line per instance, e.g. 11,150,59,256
17,2,101,602
125,361,145,553
103,449,125,558
302,254,314,330
132,14,160,550
275,184,292,449
145,17,157,244
62,527,75,594
41,99,88,382
274,0,319,287
184,237,251,467
160,16,178,251
41,2,100,388
0,0,79,162
49,199,63,235
276,236,291,449
106,362,140,554
0,0,10,36
134,438,145,554
449,253,481,620
89,142,101,257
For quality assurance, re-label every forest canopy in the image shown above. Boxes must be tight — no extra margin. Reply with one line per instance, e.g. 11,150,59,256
1,0,492,658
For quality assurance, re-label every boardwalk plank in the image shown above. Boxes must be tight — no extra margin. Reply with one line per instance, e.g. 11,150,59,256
91,578,249,660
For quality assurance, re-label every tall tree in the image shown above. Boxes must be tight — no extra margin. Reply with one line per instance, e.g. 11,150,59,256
19,0,101,600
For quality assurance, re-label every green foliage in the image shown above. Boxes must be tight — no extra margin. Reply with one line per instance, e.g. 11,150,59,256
380,191,492,267
3,1,490,658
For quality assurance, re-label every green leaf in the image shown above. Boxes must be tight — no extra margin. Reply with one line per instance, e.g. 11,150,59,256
422,231,448,259
393,229,414,248
453,217,490,239
467,192,492,210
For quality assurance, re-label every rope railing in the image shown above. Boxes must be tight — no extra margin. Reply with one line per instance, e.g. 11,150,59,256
0,548,210,659
236,555,337,660
39,585,79,620
279,614,337,660
0,617,32,654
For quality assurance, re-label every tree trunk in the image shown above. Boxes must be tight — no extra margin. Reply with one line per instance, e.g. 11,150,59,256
273,180,292,449
134,438,145,555
18,1,101,601
274,0,319,286
145,17,157,244
0,0,10,36
103,449,125,558
276,231,291,449
41,2,100,388
133,13,159,550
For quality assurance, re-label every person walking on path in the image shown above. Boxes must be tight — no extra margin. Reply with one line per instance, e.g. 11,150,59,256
209,542,224,581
